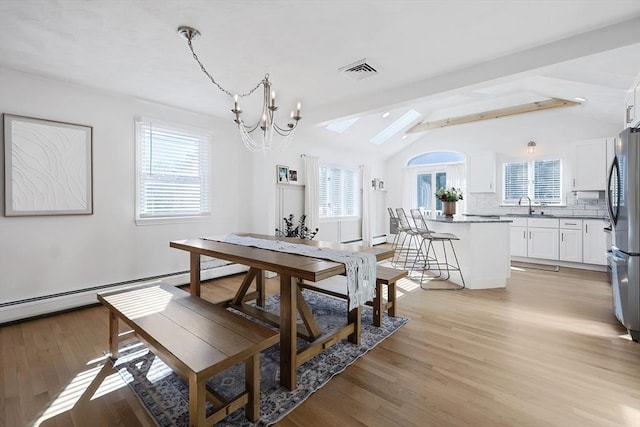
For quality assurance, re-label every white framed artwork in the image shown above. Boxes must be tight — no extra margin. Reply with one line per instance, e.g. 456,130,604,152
3,114,93,216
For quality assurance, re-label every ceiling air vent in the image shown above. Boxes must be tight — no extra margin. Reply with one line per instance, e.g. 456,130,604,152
339,58,378,80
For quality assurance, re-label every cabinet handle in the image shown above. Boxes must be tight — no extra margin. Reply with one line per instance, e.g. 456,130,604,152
523,231,526,239
566,222,577,225
585,224,588,233
573,178,576,188
529,231,531,239
561,232,564,242
627,106,634,123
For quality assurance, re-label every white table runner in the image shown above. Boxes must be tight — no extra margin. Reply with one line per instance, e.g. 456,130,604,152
203,234,377,310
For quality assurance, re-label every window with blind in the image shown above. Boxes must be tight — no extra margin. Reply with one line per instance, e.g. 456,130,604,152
135,119,210,223
319,165,360,218
503,159,562,204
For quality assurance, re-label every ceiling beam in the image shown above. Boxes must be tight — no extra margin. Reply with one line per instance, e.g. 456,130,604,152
406,98,580,133
312,16,640,126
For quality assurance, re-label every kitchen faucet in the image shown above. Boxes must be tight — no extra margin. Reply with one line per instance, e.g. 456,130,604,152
518,196,535,215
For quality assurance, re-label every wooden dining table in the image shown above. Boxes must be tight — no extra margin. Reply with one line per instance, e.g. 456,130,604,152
169,233,394,390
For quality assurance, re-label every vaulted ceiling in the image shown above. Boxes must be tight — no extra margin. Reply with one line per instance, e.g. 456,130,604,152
1,0,640,158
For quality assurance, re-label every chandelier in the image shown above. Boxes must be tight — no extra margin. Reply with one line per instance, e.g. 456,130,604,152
178,26,302,152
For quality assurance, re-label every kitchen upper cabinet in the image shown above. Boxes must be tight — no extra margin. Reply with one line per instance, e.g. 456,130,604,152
559,219,583,263
583,219,607,265
624,78,639,129
467,152,496,193
571,139,606,191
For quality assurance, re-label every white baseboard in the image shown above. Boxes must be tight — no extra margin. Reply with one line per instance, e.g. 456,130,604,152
0,264,249,324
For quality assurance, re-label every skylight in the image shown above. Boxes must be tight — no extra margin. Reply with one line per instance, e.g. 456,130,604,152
370,109,421,145
326,117,360,134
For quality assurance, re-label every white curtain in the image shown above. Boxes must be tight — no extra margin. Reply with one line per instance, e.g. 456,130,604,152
447,162,466,213
401,167,417,210
360,165,372,247
303,155,320,233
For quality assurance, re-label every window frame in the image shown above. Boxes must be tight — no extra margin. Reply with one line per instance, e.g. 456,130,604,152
135,117,212,225
502,158,563,206
318,163,361,220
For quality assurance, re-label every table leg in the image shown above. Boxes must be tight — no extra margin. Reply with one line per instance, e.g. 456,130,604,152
108,311,119,359
190,252,201,297
280,274,297,390
256,269,265,307
232,268,258,305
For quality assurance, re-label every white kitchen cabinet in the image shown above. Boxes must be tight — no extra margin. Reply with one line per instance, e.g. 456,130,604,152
509,224,528,257
528,227,559,260
572,139,606,191
506,217,559,260
583,219,607,265
559,219,583,262
624,78,639,129
467,152,496,193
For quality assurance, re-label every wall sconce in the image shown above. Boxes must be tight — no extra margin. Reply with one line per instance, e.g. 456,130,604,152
527,141,536,155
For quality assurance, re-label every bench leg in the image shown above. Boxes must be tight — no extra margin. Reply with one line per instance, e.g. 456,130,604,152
388,281,397,317
108,311,119,359
245,354,260,422
373,282,383,327
347,303,361,345
188,374,206,427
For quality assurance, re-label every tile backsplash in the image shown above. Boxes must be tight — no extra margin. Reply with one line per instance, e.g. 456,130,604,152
466,191,609,219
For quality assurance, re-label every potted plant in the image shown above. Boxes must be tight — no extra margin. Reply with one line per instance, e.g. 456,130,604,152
275,214,319,239
435,187,463,217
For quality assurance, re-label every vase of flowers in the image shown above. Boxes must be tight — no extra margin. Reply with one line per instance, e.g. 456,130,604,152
435,187,463,218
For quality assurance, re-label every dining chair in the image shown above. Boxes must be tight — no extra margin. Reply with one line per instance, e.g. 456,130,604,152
409,209,466,290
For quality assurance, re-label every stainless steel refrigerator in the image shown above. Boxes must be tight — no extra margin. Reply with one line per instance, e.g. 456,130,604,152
607,127,640,342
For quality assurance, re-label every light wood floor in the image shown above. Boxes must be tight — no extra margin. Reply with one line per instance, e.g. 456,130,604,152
2,266,639,427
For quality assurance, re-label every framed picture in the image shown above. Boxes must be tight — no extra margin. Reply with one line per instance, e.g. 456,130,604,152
3,114,93,216
277,165,289,183
288,169,298,183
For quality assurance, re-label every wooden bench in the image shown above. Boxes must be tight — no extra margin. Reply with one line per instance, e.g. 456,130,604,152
98,282,279,427
299,265,408,327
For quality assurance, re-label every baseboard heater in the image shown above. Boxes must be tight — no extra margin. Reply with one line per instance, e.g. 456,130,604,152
0,263,248,325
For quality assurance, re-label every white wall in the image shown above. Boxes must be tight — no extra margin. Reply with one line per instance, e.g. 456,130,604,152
0,68,250,308
385,106,621,218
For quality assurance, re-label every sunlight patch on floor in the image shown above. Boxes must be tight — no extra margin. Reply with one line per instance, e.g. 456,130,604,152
620,404,640,425
90,371,128,400
395,277,421,299
33,365,104,426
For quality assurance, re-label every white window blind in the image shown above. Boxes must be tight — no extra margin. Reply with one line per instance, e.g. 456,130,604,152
503,159,562,204
136,120,210,222
319,165,360,218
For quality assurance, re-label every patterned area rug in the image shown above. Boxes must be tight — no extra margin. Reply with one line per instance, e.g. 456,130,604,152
114,290,408,427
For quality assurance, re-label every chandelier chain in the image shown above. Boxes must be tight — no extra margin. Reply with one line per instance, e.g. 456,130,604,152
187,38,262,98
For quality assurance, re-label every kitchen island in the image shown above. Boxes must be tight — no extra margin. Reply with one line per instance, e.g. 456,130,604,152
422,215,512,289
